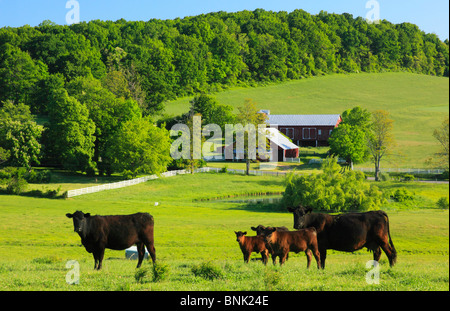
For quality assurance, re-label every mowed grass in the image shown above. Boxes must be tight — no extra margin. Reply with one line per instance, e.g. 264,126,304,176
164,72,449,168
0,173,448,291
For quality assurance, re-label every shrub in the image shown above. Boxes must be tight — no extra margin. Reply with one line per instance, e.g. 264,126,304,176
134,267,150,284
6,176,28,195
402,174,415,182
152,262,170,282
25,169,52,183
391,188,415,202
282,156,384,211
191,261,224,280
436,197,449,209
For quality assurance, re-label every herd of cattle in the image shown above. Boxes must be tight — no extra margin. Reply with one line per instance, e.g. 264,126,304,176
66,206,397,271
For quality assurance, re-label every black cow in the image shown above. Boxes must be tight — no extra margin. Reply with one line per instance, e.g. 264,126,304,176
288,206,397,269
66,211,156,270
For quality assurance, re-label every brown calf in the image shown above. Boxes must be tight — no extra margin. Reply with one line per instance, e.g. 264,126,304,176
261,227,321,269
234,231,269,265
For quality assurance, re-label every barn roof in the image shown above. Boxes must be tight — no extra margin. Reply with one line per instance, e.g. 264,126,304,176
265,128,299,150
267,114,341,127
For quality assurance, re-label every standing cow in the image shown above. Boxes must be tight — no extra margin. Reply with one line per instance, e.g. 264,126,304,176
66,211,156,270
288,206,397,269
260,226,321,269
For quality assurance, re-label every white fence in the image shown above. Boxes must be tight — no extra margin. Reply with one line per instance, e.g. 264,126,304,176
65,167,292,198
66,170,186,198
354,167,445,174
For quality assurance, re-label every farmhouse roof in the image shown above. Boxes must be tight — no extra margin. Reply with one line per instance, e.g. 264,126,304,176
265,128,299,150
267,114,341,127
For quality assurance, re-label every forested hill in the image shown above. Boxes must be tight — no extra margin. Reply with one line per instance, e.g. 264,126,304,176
1,9,449,114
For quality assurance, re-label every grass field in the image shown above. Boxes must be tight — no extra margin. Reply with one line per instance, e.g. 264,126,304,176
0,173,448,291
163,72,449,168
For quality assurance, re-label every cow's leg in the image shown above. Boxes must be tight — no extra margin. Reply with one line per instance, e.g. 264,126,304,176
136,242,145,268
96,248,105,270
279,252,288,266
311,247,321,270
305,249,312,269
244,252,250,263
93,254,99,270
271,254,277,265
145,241,156,264
319,248,327,269
261,250,268,265
373,247,382,262
379,241,396,267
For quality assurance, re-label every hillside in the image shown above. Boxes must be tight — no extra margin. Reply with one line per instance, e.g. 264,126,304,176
164,72,449,168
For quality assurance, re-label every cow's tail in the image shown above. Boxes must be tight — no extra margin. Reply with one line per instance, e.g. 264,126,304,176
383,211,397,266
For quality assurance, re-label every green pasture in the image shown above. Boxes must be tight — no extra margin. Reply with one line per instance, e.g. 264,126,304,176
0,173,448,291
164,72,449,168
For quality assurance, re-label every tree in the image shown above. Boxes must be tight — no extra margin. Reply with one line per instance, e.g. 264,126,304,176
0,101,41,170
189,94,235,130
42,88,96,174
0,44,47,105
66,76,142,174
432,118,449,170
329,106,371,170
235,99,268,175
106,118,172,178
367,110,396,181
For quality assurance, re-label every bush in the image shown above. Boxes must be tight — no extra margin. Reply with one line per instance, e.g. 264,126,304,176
25,169,52,183
6,176,28,195
436,197,449,209
402,174,415,182
134,267,150,284
152,262,170,282
391,188,415,202
191,261,224,280
282,157,384,212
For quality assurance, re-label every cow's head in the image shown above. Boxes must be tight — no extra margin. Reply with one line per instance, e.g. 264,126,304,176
261,227,277,245
287,205,313,229
250,225,266,236
66,211,91,236
234,231,247,243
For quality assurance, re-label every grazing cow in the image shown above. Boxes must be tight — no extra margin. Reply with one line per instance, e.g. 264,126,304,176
288,206,397,269
66,211,156,270
261,226,321,269
234,231,269,265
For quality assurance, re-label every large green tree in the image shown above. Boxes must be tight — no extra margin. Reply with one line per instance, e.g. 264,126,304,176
42,88,96,174
329,106,371,170
0,101,41,170
106,118,172,178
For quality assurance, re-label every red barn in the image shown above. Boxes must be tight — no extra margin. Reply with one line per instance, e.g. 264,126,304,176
266,113,342,147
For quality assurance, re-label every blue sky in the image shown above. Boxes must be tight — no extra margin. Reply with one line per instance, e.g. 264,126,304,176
0,0,448,40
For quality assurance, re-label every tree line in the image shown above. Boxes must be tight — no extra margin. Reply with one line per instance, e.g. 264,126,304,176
0,9,449,177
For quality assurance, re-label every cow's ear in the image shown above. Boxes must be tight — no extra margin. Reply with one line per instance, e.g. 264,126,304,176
85,213,91,218
243,231,247,236
66,213,73,218
251,227,257,231
287,207,295,213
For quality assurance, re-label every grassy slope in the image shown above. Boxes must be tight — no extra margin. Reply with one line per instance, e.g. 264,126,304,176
164,72,449,168
0,173,448,290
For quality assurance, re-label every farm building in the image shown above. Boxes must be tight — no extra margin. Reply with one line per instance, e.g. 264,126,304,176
219,127,299,162
263,111,342,147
